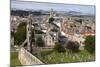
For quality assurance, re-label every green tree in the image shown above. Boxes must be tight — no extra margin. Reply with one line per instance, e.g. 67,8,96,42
36,37,45,47
79,19,82,24
54,42,66,52
49,17,54,23
75,19,82,24
11,31,14,37
14,22,26,45
84,35,95,53
51,28,58,32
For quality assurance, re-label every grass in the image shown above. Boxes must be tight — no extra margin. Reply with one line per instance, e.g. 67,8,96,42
36,49,95,64
11,52,21,67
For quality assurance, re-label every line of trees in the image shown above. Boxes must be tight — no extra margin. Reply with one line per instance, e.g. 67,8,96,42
11,10,43,17
54,35,95,54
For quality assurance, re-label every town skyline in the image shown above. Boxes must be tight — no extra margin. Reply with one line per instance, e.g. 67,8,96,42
11,0,95,15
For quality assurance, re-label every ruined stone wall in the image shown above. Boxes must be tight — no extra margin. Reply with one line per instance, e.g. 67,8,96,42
18,47,44,65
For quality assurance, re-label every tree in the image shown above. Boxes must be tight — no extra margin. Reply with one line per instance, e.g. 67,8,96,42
54,42,66,52
51,28,58,32
36,36,45,47
75,19,82,24
79,19,82,24
84,35,95,53
14,22,26,45
35,29,44,34
49,17,54,23
65,41,80,52
11,31,14,37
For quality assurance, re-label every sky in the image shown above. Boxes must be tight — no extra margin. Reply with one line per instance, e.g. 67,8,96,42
11,0,95,15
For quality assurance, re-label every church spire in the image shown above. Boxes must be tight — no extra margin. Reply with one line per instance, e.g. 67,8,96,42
50,8,53,17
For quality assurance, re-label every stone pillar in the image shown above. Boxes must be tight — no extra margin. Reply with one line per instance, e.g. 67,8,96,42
27,14,32,52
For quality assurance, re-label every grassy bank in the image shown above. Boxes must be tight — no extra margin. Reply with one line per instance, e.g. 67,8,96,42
11,52,21,67
36,50,95,64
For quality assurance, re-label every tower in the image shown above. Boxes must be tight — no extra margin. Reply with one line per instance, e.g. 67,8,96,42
50,8,53,18
44,8,55,47
27,14,32,52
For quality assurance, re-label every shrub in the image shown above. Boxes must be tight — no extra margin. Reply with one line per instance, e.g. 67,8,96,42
54,42,66,52
65,41,80,52
36,37,45,47
84,35,95,53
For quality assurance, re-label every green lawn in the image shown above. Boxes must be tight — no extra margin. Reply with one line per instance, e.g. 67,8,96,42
11,52,21,67
36,50,95,64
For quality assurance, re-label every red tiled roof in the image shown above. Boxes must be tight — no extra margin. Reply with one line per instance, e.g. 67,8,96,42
80,32,95,35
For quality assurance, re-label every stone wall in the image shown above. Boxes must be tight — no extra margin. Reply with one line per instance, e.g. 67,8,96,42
18,47,44,65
